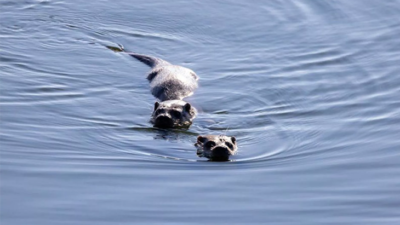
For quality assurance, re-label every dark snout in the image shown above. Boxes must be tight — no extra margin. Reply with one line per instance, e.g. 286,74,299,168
210,147,232,161
154,115,174,128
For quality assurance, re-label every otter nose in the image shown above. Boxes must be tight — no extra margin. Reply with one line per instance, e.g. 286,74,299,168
154,115,174,128
211,147,231,161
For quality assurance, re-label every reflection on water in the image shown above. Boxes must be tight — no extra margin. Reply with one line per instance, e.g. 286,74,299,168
1,0,400,224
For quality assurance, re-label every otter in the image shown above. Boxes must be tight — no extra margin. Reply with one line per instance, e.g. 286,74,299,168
195,135,238,161
151,100,197,128
127,52,198,101
126,50,199,128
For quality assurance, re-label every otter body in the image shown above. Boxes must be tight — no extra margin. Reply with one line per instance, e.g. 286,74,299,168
151,100,197,128
127,52,199,128
195,135,238,161
128,52,198,101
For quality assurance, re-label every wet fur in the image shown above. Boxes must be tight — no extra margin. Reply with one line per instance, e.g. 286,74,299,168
125,51,198,128
129,52,198,101
151,100,197,128
195,135,238,161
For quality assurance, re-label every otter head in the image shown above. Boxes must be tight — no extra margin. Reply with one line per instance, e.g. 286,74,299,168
151,100,197,128
195,135,238,161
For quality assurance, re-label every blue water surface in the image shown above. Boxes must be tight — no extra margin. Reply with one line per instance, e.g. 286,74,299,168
1,0,400,224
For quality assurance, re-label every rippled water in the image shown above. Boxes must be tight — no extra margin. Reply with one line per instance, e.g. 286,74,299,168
1,0,400,224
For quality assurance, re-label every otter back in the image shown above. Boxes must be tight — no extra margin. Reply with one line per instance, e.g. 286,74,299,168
149,65,198,101
128,52,198,101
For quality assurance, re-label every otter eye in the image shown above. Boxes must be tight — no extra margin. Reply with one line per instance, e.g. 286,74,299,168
225,142,233,149
205,141,216,148
170,110,181,118
156,108,165,114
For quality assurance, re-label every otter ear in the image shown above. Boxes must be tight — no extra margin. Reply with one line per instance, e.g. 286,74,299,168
184,103,191,112
154,102,160,111
231,136,236,144
197,136,206,143
190,72,198,80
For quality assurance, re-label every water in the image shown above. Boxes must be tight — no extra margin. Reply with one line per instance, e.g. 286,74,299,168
1,0,400,224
